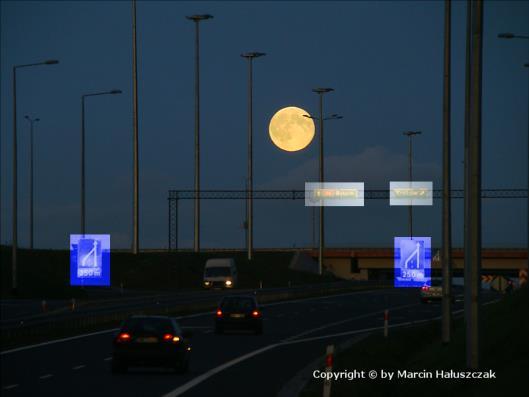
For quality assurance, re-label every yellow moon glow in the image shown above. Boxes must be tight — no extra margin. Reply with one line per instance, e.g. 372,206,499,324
268,106,315,152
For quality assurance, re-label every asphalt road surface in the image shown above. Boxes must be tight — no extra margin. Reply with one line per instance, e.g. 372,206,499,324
1,288,497,397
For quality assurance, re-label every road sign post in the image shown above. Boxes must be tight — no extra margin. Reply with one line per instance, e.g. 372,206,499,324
323,344,334,397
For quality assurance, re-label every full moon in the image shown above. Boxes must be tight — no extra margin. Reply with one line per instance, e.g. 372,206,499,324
268,106,315,152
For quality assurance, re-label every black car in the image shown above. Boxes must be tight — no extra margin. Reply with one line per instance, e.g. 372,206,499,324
215,295,263,334
112,315,191,373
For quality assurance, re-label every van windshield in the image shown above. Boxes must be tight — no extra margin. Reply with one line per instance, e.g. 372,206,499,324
205,267,231,277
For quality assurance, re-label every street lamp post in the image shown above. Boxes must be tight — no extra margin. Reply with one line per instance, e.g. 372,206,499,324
186,14,213,253
80,89,122,235
441,0,453,345
24,116,40,249
497,32,529,274
241,52,266,261
306,88,339,275
132,0,140,255
402,131,422,238
466,0,484,369
11,59,58,293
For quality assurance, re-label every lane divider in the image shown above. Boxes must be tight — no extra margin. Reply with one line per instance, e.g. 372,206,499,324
0,288,384,356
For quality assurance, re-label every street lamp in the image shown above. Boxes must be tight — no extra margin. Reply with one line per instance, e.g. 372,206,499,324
186,13,213,253
241,51,266,261
402,131,422,238
497,32,529,272
131,0,140,254
304,87,339,275
24,115,40,250
11,59,59,293
80,89,122,235
441,0,452,345
498,32,529,39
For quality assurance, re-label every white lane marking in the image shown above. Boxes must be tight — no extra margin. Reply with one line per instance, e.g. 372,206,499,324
103,357,112,361
39,374,53,380
161,344,278,397
282,302,419,342
285,306,470,345
203,330,213,334
161,300,502,397
161,311,439,397
262,289,384,308
174,312,212,320
283,317,439,345
181,326,211,329
72,365,86,370
1,288,384,355
3,384,19,390
0,328,119,356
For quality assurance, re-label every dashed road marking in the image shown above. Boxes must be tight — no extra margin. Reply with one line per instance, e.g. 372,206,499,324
72,365,86,370
103,357,112,361
3,384,19,390
39,374,53,380
1,289,382,356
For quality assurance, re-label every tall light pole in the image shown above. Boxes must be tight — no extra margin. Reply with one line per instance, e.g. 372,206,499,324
441,0,453,345
306,88,339,275
402,131,421,238
132,0,140,254
463,1,471,362
466,0,484,369
497,32,529,274
12,59,58,293
80,89,122,235
186,14,213,253
241,52,266,261
24,115,40,250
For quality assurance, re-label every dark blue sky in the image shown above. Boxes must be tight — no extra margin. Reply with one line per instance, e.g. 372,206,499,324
1,1,528,249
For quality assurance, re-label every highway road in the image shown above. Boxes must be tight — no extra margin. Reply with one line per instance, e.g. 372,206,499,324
1,288,497,397
0,281,365,329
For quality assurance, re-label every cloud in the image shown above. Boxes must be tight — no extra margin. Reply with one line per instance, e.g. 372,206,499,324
258,146,441,190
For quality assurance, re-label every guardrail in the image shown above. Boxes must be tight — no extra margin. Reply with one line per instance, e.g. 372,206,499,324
0,280,390,350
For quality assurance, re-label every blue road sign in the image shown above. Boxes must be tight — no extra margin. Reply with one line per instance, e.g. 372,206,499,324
394,237,431,288
70,234,110,286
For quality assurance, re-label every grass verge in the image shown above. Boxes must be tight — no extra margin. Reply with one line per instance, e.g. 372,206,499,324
0,247,332,299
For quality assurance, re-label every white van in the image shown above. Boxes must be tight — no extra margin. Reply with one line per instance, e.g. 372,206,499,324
203,258,238,289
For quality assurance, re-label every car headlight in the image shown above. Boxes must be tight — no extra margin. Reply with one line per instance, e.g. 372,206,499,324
225,280,232,286
204,281,211,286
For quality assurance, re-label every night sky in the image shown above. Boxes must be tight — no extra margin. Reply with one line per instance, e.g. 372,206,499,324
1,1,528,250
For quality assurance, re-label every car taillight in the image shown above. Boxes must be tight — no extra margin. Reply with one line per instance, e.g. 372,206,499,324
216,309,223,317
117,332,131,342
421,286,430,291
163,333,180,343
251,310,260,317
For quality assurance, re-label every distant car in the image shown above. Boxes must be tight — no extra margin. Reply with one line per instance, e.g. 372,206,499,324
420,278,442,303
420,278,463,303
215,295,263,334
203,258,238,289
112,315,191,373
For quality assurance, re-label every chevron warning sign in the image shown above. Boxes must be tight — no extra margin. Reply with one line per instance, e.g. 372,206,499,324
481,275,494,283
